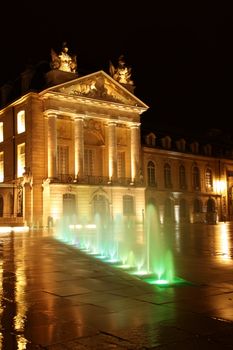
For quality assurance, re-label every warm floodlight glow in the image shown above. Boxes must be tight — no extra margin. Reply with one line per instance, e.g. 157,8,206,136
0,226,29,233
217,223,230,262
214,180,226,194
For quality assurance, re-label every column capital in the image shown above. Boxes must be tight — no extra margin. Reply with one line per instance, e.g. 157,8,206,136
45,111,57,119
73,114,85,121
108,121,117,126
130,122,140,128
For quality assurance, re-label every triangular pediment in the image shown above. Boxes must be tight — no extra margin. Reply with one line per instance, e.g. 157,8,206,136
43,71,149,110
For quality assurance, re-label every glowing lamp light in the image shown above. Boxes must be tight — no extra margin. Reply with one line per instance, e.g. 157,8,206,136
214,180,226,194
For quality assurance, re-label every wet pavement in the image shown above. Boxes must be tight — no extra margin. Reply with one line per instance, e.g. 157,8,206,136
0,223,233,349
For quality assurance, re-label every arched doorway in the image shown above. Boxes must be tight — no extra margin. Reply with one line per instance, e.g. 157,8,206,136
206,197,217,224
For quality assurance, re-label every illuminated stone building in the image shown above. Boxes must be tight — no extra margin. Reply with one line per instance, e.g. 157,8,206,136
0,45,233,227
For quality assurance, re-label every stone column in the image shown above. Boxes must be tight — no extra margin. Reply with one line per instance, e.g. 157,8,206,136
47,113,57,179
74,116,84,179
108,122,117,182
130,123,140,184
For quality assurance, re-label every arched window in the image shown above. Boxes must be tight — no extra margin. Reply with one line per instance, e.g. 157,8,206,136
205,168,213,191
123,195,134,216
193,166,200,190
164,163,172,188
179,164,186,189
147,161,156,187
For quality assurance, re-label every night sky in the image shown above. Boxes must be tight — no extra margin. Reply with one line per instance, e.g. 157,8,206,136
0,1,233,135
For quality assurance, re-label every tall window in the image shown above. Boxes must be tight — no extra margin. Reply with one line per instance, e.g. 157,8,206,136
164,163,172,188
123,195,134,216
0,122,3,142
180,199,188,220
0,152,3,182
57,146,69,175
117,151,125,178
193,198,202,213
147,161,156,186
84,149,94,176
17,110,25,134
193,166,200,190
179,164,186,189
0,195,3,217
205,168,213,191
17,143,25,177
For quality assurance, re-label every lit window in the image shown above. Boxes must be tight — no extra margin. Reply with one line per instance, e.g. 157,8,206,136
205,168,213,191
117,152,125,179
84,149,94,176
57,146,69,175
0,122,3,142
0,152,4,182
17,143,25,177
17,110,25,134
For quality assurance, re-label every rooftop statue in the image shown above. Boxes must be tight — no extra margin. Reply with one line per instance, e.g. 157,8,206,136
109,55,134,85
50,42,77,73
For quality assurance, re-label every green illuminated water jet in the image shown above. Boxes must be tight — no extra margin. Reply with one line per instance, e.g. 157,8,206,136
55,203,188,287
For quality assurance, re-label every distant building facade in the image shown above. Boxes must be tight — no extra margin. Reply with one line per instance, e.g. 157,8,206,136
0,47,233,227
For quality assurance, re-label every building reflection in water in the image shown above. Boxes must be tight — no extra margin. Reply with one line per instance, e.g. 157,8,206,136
0,231,28,349
217,223,231,262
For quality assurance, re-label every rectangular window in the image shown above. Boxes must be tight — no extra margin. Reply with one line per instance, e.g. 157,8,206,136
57,146,69,175
117,151,125,179
84,149,94,176
0,152,3,182
17,143,25,177
17,110,25,134
0,122,3,142
123,195,134,216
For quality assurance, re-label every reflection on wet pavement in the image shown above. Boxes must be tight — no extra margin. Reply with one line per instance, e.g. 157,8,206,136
0,223,232,349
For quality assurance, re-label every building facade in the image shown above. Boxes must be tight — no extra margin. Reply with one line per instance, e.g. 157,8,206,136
0,51,233,228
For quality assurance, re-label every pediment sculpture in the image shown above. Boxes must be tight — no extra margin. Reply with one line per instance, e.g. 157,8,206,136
109,55,134,85
50,42,77,73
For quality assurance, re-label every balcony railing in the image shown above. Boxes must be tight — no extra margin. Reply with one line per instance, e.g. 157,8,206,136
51,174,145,187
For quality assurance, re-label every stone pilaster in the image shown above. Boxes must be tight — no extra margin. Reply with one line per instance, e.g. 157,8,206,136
47,113,57,179
74,116,84,179
108,122,117,182
130,123,140,184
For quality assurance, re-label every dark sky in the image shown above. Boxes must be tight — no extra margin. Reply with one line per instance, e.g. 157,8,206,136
0,1,233,135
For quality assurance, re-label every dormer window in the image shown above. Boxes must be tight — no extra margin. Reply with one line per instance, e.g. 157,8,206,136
145,133,156,146
190,142,199,154
161,136,171,149
176,138,186,152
